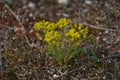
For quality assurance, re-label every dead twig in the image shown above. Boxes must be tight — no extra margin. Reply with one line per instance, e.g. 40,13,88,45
83,22,119,32
0,38,3,80
4,4,35,47
52,64,89,80
99,53,120,61
0,23,14,30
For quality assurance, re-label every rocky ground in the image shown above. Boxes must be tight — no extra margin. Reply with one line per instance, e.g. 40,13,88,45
0,0,120,80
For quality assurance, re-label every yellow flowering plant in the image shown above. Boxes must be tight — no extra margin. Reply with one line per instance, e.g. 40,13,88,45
34,18,93,66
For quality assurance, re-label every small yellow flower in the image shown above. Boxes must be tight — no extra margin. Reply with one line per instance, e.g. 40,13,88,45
69,29,75,36
65,32,69,37
36,32,42,40
74,32,80,38
75,42,81,47
44,37,51,43
70,38,74,42
78,24,83,30
56,18,71,29
51,40,60,47
73,24,78,28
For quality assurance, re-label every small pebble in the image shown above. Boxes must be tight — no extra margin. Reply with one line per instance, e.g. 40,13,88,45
28,2,35,9
53,74,59,78
104,30,109,34
29,13,33,17
85,0,92,5
62,13,70,17
103,37,107,41
96,36,100,40
57,0,69,5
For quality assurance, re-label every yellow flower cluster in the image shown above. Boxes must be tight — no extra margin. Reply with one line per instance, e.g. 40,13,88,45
44,30,62,46
34,18,92,66
34,18,89,47
64,23,89,46
34,20,57,33
56,18,71,29
65,28,80,41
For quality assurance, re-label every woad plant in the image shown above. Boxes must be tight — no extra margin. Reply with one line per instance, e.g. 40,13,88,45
34,18,93,67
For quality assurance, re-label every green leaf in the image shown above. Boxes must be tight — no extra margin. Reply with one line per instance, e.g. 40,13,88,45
67,47,80,61
83,48,90,59
90,48,99,61
52,48,63,63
